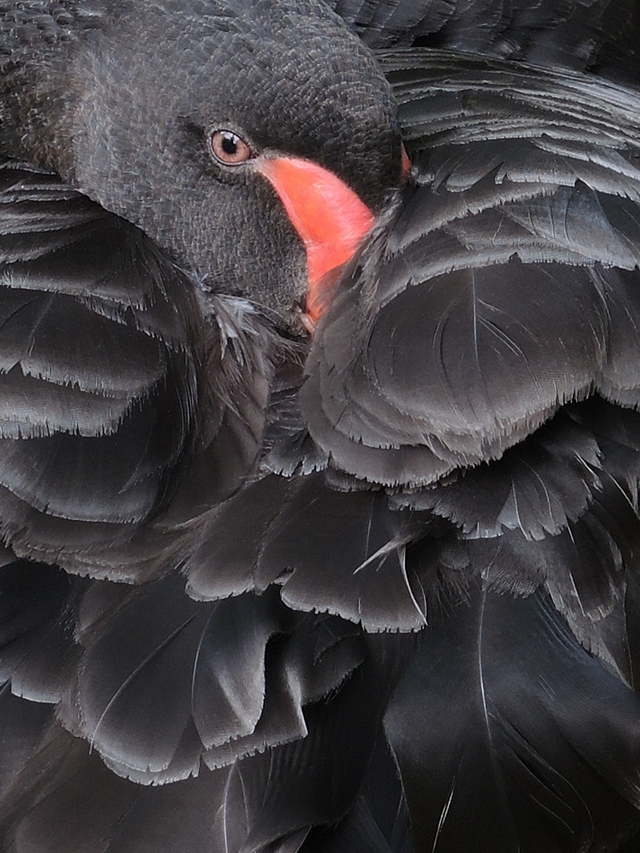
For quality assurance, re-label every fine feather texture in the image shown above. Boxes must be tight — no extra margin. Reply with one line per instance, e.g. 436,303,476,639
0,629,411,852
3,1,640,851
184,472,440,632
300,52,640,489
331,0,640,85
59,577,372,783
385,583,640,853
0,161,286,582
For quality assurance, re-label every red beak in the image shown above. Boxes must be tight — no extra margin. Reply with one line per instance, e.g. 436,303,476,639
256,156,376,330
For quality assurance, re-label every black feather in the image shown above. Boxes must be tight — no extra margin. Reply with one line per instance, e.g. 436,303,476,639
385,583,640,853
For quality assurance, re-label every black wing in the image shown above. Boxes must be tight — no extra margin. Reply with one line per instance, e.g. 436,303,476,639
0,159,277,580
331,0,640,84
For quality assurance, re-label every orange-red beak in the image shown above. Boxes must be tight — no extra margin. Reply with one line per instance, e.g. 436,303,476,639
401,144,411,182
256,156,376,330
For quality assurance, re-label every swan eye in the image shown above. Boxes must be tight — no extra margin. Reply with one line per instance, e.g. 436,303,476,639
210,130,254,165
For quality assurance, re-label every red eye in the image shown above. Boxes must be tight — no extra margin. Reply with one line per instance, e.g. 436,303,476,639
210,130,254,165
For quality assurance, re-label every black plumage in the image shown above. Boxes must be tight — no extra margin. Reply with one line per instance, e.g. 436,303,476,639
1,1,640,851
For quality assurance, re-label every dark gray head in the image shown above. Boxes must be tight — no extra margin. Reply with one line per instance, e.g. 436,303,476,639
1,0,403,324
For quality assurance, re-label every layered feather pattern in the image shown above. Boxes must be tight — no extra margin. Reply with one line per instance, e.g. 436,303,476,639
301,52,640,489
0,160,281,582
2,1,640,852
